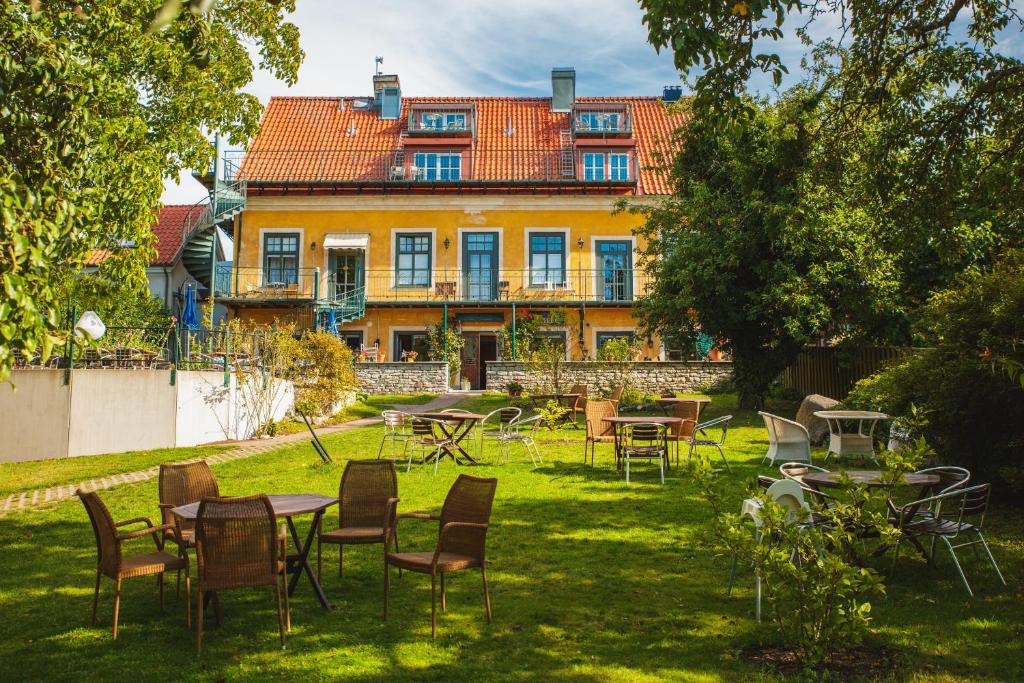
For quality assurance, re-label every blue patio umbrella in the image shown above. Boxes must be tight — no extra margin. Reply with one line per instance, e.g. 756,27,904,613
326,307,338,335
182,285,199,330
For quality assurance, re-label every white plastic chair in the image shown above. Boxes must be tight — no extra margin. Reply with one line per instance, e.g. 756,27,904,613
759,412,812,464
728,479,813,621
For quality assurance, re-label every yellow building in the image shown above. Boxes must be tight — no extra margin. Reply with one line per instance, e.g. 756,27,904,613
211,69,684,388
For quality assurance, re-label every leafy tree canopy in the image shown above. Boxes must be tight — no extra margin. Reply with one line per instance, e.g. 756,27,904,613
0,0,302,380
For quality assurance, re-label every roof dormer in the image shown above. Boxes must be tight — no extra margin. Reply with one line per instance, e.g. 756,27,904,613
571,102,632,138
407,102,475,138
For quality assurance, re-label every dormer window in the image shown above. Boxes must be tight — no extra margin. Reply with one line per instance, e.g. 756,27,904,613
582,152,631,181
420,112,467,132
572,103,632,137
577,112,622,132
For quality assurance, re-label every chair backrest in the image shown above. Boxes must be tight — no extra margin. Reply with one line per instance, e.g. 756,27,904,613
585,400,617,439
916,466,971,494
498,407,522,424
438,475,498,561
950,483,992,525
78,490,121,577
759,411,809,444
695,415,732,445
411,418,437,437
195,494,277,590
756,476,778,492
382,410,406,430
509,414,543,436
779,462,829,482
339,459,398,529
670,401,700,437
764,479,810,521
607,386,624,402
625,422,666,447
158,461,219,528
568,384,588,397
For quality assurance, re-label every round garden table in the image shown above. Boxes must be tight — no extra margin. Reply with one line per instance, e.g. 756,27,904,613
172,493,338,610
410,411,486,464
603,416,682,472
813,410,888,463
801,470,940,490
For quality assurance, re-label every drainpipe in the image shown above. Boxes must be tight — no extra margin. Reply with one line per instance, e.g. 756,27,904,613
443,302,449,386
511,303,517,359
163,266,172,310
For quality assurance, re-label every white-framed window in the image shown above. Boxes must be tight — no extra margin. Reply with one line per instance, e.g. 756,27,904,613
578,112,621,131
413,152,461,180
420,112,467,131
583,153,605,181
609,153,630,181
395,233,432,287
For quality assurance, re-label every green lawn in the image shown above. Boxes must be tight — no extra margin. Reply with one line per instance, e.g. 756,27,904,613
272,393,439,435
0,393,1020,681
0,444,233,499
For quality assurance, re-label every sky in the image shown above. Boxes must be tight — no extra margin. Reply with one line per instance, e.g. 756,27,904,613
162,0,1024,204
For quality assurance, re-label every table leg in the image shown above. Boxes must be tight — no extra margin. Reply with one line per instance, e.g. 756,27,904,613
613,424,622,473
449,420,479,464
286,513,332,610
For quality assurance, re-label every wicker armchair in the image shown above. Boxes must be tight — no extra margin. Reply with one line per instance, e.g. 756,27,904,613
194,494,289,654
318,460,400,583
664,401,699,464
384,474,498,638
584,399,617,465
606,385,624,410
567,383,588,423
78,490,189,639
158,461,219,595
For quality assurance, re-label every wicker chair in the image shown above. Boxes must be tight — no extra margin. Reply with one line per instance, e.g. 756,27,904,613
606,386,624,410
566,384,588,424
384,474,498,638
78,490,189,639
584,400,617,465
758,411,812,464
318,460,400,582
622,422,668,484
158,461,219,595
194,494,289,654
664,401,699,464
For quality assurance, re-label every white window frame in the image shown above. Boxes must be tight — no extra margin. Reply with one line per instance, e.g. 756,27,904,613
583,153,605,181
413,152,462,180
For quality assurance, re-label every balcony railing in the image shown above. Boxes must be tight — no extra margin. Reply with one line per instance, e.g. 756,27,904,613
571,103,633,136
214,265,648,305
222,148,637,185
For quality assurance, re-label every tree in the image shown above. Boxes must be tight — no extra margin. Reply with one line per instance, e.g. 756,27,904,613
628,91,896,409
0,0,302,381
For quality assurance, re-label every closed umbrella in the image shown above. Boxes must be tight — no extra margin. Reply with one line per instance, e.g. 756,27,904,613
326,307,338,335
182,285,199,331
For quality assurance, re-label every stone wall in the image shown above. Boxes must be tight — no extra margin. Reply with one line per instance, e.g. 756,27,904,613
354,362,450,394
486,361,733,395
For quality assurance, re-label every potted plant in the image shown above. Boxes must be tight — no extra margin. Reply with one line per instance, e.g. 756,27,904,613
505,379,524,397
405,350,418,363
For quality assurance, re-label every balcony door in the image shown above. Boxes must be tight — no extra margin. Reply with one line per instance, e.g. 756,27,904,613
329,250,364,300
462,232,497,301
596,240,632,301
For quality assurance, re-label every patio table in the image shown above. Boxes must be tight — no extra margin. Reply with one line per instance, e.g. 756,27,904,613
172,493,338,610
655,396,711,417
802,470,940,491
813,410,888,463
410,411,486,464
603,416,681,472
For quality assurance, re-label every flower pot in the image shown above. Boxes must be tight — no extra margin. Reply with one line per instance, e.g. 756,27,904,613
508,389,522,397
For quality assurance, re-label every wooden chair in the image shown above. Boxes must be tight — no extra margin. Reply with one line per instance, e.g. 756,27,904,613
158,461,219,596
384,474,498,638
78,490,189,639
584,399,617,465
318,460,400,583
664,401,699,464
194,494,289,654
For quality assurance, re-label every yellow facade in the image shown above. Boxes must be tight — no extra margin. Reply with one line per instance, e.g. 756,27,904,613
226,195,659,385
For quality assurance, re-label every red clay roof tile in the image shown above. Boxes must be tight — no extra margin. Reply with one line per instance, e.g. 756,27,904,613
85,204,194,267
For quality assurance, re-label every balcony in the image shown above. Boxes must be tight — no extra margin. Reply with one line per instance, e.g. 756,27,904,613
223,148,637,188
571,103,633,137
214,265,648,306
407,103,475,137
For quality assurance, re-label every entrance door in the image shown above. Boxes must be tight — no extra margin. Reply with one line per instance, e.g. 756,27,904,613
479,334,498,389
461,332,480,389
329,250,364,300
463,233,497,301
596,240,633,301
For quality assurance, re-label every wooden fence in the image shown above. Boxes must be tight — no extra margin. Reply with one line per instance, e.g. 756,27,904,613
781,347,911,399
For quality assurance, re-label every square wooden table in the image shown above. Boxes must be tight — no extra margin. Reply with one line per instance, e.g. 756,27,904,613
172,493,338,610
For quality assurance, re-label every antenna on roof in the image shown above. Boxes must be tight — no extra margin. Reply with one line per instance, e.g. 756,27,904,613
374,56,383,75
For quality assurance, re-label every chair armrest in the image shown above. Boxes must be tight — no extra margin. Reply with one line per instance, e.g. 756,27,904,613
115,516,155,528
434,522,490,565
117,523,175,549
383,497,401,536
398,512,440,520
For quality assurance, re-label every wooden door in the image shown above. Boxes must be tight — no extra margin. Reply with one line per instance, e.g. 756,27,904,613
461,332,480,389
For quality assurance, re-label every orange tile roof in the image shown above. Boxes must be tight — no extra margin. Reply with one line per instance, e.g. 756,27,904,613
84,204,195,267
241,96,683,195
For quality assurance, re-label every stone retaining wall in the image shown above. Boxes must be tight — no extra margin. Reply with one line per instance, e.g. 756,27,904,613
354,362,450,394
486,361,733,395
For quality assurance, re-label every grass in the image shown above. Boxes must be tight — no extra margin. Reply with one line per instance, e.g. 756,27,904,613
0,444,233,499
0,392,1020,681
272,393,439,435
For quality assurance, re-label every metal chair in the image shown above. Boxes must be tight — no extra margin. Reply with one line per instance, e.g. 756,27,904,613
378,410,415,461
758,411,812,464
889,483,1006,597
499,414,543,466
664,401,699,464
779,462,835,510
685,415,733,471
621,422,668,484
477,407,521,458
406,418,455,475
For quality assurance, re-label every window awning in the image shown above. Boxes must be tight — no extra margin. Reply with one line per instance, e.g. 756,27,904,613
322,233,368,250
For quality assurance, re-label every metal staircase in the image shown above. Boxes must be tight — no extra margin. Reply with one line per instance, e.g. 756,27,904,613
180,173,246,289
315,285,367,331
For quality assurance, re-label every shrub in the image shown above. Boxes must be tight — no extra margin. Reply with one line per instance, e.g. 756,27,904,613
846,250,1024,495
291,331,358,418
537,399,568,430
596,337,639,362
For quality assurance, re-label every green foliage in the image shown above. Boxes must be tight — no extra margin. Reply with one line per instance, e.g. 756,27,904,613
424,322,464,386
847,251,1024,494
536,399,568,431
62,276,172,331
0,0,303,381
627,90,895,409
292,331,357,419
596,337,639,362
